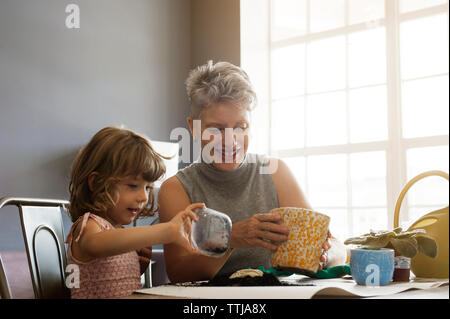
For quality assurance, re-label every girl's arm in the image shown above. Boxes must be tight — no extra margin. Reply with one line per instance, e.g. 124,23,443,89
75,221,175,260
72,205,200,262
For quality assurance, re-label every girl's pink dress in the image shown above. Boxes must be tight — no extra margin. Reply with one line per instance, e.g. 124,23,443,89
65,213,142,299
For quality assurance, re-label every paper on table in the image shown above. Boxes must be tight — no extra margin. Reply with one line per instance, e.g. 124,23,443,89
135,275,448,299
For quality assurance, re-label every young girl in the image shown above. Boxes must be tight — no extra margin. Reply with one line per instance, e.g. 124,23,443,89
65,126,203,299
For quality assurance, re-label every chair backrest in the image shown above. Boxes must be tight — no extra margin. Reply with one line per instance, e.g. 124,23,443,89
0,197,70,299
0,253,12,299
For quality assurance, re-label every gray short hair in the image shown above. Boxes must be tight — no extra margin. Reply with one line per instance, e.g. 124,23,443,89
185,61,257,118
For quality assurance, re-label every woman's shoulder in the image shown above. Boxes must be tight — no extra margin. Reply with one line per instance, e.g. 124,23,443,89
158,176,192,220
160,175,183,191
159,176,190,202
173,162,206,188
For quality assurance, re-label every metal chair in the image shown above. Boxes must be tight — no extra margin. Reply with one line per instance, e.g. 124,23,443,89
0,253,13,299
0,197,70,299
0,196,155,298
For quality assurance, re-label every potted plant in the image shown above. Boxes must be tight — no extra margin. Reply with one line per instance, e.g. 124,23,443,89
345,227,438,281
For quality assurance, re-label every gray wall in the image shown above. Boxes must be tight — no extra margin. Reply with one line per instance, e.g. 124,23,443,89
0,0,191,250
191,0,240,68
184,0,241,165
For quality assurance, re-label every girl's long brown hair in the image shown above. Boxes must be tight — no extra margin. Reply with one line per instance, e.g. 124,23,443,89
68,126,168,222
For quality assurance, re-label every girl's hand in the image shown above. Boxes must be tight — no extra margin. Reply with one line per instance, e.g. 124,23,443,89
136,246,152,275
169,203,204,252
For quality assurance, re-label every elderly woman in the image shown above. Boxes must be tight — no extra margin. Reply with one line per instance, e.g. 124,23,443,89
158,61,347,283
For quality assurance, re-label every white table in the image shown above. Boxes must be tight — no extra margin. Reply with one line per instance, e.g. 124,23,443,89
129,276,449,299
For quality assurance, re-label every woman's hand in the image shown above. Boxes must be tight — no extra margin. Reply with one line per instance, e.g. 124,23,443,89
230,213,289,251
319,232,348,268
169,203,204,252
318,231,332,270
136,246,152,275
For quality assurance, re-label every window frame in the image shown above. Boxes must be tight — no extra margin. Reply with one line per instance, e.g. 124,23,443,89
266,0,449,233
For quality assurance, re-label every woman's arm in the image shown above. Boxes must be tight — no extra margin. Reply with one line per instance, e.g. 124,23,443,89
158,176,233,283
270,158,312,209
159,176,291,283
137,247,152,275
270,158,348,267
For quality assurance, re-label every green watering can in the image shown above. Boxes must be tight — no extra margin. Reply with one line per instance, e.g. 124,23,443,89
394,170,449,278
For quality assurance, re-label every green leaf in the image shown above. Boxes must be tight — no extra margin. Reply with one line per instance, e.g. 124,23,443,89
344,236,392,249
416,235,438,258
395,229,426,239
344,236,369,245
371,230,397,238
389,238,418,258
345,227,435,258
361,236,393,249
345,230,396,247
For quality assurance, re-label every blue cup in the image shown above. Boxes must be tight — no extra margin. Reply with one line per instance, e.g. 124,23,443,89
350,248,395,286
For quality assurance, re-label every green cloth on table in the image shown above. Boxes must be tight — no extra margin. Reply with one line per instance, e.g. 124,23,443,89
255,265,351,279
309,265,351,279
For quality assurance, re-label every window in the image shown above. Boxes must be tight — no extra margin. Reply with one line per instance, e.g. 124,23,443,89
242,0,449,241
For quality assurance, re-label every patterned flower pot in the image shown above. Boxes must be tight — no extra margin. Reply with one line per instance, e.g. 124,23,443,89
270,207,330,275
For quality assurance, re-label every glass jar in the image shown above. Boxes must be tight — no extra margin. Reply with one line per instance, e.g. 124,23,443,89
393,256,411,282
190,206,232,257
